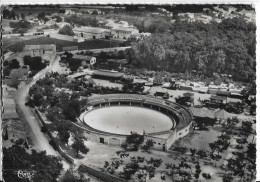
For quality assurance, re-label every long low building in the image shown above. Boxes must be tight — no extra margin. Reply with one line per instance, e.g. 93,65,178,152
79,94,193,151
73,26,110,39
92,69,125,80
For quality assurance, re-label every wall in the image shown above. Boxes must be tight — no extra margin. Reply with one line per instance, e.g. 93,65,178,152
79,165,127,182
166,130,177,150
34,108,74,164
176,122,192,140
49,33,77,42
84,131,126,146
145,136,167,151
74,31,105,40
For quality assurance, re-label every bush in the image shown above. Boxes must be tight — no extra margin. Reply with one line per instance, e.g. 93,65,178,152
41,126,47,133
49,140,58,151
202,173,211,179
58,25,75,36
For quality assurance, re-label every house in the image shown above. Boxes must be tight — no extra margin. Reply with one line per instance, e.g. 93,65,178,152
103,20,139,39
111,27,139,39
73,26,110,40
23,44,56,58
210,95,228,104
72,55,96,67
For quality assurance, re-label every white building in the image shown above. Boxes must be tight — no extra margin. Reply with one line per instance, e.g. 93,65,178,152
104,20,139,39
111,27,139,39
73,26,110,40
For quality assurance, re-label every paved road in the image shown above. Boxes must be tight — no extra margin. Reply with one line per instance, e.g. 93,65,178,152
14,56,70,169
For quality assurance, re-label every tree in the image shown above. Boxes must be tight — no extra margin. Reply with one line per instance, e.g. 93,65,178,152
21,13,25,20
63,105,77,121
59,9,65,14
122,132,144,151
10,11,16,20
3,144,63,182
52,15,62,22
190,148,197,156
29,84,45,106
9,59,20,69
57,125,70,145
37,12,46,21
3,68,11,77
3,9,10,19
59,25,75,36
72,137,89,157
246,143,256,162
141,139,154,153
92,10,98,15
23,56,46,71
62,169,88,182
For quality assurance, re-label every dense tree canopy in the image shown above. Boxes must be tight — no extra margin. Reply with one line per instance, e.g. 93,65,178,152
23,55,47,71
58,25,75,36
128,17,256,82
3,144,63,182
64,15,99,27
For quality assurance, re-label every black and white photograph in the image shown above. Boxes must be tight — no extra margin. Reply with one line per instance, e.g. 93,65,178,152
1,4,257,182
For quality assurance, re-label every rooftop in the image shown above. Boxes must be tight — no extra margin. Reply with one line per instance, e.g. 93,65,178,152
93,70,125,78
190,107,215,118
111,26,138,32
210,95,228,101
3,98,20,120
73,26,109,34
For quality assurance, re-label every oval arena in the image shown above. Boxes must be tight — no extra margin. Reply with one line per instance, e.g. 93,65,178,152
79,94,193,151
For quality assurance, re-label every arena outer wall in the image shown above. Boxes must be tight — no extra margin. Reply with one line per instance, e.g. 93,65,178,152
79,94,193,151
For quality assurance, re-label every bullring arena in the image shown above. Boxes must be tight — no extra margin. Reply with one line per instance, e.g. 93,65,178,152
79,94,193,151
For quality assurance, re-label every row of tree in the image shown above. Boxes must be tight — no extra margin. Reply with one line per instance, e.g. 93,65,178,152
64,15,99,27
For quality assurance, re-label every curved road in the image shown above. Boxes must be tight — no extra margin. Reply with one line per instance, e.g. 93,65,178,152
14,55,102,181
14,56,70,169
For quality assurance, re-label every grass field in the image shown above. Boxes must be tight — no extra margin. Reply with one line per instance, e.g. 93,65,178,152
3,36,122,52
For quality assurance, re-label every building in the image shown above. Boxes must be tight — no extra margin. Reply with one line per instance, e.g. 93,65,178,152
92,69,125,80
72,55,96,67
111,27,139,39
23,44,56,59
103,20,139,39
210,95,228,104
73,26,110,40
79,94,193,151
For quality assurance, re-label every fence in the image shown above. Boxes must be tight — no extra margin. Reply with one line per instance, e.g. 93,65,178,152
79,165,127,182
34,108,75,164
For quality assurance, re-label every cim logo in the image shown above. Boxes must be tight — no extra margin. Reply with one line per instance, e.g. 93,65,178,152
14,170,36,179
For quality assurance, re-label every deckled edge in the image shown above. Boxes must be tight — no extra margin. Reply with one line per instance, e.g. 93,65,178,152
0,5,3,182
